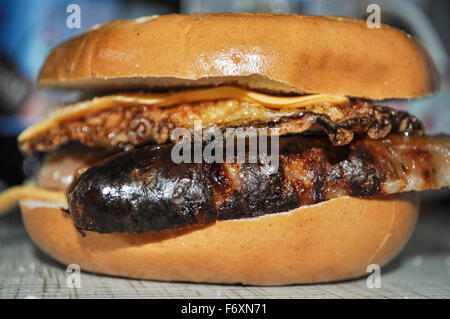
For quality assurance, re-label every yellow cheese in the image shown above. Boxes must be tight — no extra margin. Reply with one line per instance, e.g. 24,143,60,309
0,185,67,215
18,86,348,142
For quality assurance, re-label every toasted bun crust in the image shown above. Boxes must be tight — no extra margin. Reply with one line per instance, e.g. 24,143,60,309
38,13,438,100
20,192,419,285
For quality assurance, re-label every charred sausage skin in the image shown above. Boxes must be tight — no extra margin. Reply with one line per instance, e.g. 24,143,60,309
68,135,449,233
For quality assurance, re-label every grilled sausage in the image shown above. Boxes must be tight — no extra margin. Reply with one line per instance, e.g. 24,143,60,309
68,134,449,233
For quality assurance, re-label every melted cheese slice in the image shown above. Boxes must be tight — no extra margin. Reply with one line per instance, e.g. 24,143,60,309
0,185,67,215
19,86,348,142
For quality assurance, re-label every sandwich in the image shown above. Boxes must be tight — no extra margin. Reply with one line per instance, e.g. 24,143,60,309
0,13,448,285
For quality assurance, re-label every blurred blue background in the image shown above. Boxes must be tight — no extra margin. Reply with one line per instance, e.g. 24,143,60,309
0,0,448,187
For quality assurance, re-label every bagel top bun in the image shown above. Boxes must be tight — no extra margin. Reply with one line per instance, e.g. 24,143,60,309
38,13,439,100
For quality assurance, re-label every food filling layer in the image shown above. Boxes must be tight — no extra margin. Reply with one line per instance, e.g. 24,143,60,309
67,134,449,233
5,87,447,233
19,87,423,153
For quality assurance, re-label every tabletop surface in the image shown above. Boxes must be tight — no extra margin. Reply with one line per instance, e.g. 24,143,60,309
1,198,449,299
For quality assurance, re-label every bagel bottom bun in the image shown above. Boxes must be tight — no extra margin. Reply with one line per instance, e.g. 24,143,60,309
20,191,420,285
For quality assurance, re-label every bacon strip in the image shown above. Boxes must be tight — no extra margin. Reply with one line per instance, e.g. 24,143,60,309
67,134,449,233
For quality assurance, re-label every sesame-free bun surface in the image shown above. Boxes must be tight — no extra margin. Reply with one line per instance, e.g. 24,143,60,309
20,191,419,285
38,13,438,100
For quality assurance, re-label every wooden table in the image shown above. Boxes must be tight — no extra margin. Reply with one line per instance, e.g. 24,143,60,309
1,199,449,299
